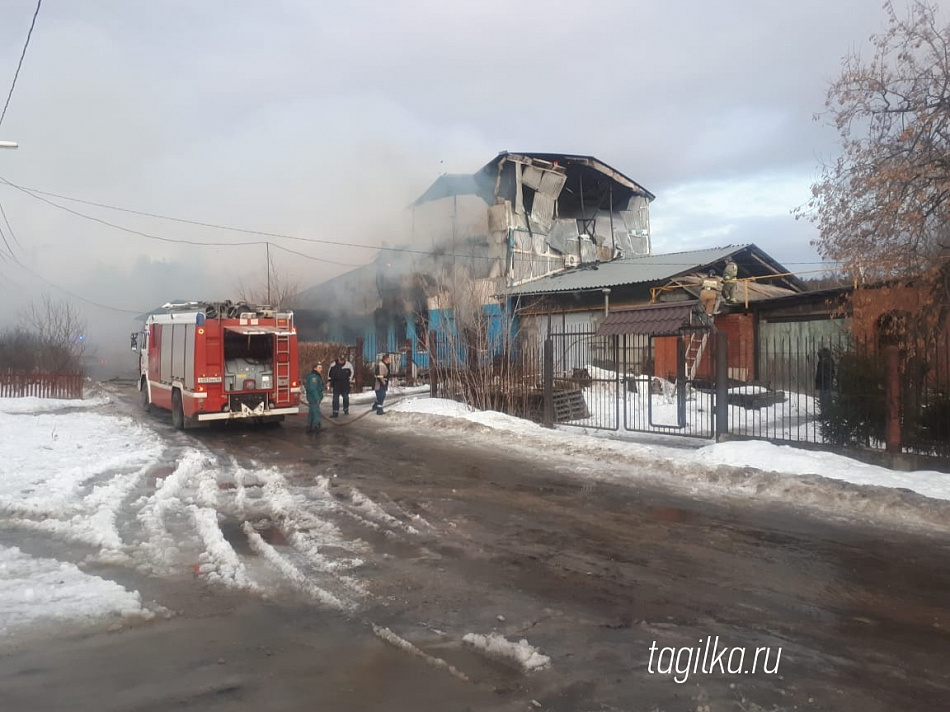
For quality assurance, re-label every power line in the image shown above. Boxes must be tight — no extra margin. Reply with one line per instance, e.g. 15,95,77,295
0,197,22,251
4,178,388,253
0,177,522,264
0,0,43,127
0,176,845,269
7,259,146,315
0,177,364,267
0,221,16,261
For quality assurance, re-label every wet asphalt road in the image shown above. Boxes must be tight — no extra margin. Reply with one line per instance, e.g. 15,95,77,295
2,392,949,711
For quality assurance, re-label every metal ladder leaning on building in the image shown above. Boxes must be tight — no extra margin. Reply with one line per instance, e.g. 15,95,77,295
684,331,710,382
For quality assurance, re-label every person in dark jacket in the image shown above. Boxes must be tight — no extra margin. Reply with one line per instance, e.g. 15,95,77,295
304,363,325,433
815,347,835,411
328,354,353,417
374,353,391,415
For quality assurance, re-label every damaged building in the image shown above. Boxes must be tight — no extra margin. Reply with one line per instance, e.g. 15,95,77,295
294,151,655,361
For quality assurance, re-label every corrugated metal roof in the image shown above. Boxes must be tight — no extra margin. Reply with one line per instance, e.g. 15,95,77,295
506,246,747,295
595,303,711,336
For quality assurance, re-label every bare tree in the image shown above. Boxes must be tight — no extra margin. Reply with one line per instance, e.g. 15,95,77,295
236,261,301,309
14,294,87,372
798,1,950,283
424,251,540,414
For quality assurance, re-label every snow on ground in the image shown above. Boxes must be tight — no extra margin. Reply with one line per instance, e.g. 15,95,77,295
340,385,431,407
132,450,370,607
1,391,392,640
0,396,165,639
697,441,950,502
0,544,150,638
392,395,950,530
0,394,110,414
462,632,551,671
0,400,164,556
574,377,819,441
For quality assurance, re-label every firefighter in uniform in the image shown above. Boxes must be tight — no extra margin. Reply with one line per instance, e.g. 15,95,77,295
304,363,325,433
700,270,722,316
374,353,391,415
722,257,738,304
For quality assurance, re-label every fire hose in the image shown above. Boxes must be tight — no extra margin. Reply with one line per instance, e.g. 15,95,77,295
302,388,417,428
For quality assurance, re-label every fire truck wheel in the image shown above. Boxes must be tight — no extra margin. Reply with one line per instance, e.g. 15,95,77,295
139,379,151,413
171,389,186,430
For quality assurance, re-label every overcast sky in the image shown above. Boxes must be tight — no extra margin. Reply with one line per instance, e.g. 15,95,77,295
0,0,935,358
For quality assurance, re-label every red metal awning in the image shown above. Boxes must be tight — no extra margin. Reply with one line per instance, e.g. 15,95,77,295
595,302,709,336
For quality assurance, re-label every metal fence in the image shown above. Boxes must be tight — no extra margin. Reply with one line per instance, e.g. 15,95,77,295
426,318,950,457
548,325,717,438
728,330,950,457
0,371,84,399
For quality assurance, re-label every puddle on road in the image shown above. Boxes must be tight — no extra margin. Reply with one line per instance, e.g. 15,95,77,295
257,523,289,546
219,517,290,554
146,464,175,488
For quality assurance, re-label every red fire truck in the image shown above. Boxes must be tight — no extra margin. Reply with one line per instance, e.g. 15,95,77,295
132,301,300,429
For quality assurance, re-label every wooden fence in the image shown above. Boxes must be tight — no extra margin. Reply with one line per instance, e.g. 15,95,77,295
0,371,84,399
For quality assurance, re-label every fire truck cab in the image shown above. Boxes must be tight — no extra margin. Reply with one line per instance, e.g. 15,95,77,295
132,301,300,429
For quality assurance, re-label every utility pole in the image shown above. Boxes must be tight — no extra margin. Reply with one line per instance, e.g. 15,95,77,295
266,242,272,306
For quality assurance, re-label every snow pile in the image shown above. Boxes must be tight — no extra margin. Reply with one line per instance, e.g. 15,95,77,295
0,394,110,414
0,544,149,637
392,397,474,418
348,384,430,406
393,397,545,438
695,441,950,502
190,506,256,589
463,632,551,672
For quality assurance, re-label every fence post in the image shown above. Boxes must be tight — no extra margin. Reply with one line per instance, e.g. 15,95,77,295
543,337,554,428
715,330,729,439
884,344,901,454
429,330,438,398
405,338,415,386
354,337,364,392
676,336,686,427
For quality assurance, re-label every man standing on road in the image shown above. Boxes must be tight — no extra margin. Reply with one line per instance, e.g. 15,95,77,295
374,353,391,415
328,354,353,417
304,363,325,433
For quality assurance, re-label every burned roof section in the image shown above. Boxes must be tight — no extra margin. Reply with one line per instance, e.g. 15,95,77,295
479,151,656,211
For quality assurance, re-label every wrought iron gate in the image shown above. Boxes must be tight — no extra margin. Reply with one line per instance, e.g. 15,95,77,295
548,324,717,438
